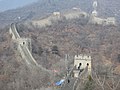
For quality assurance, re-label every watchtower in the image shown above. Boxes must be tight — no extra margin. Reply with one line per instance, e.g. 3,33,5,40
92,0,98,17
73,54,92,77
14,38,32,52
53,12,60,16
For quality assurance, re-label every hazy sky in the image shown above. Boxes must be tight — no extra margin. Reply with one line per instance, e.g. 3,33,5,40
0,0,38,12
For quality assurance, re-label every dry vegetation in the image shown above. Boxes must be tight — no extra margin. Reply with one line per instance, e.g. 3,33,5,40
0,0,120,90
17,18,120,89
0,27,51,90
0,9,120,90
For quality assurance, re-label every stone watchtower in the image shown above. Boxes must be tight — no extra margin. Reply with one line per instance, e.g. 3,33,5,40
73,54,92,77
92,0,98,17
14,38,32,52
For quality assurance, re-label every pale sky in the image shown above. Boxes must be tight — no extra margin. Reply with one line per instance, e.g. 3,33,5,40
0,0,38,12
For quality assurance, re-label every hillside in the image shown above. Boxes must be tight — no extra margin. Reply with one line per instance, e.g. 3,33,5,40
0,26,51,90
17,17,120,74
0,0,120,90
15,17,120,89
0,13,120,90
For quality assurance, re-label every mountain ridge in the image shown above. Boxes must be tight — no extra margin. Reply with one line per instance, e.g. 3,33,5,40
0,0,120,28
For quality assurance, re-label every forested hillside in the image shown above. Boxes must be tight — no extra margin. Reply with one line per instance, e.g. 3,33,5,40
5,17,120,90
0,0,120,90
1,16,120,89
17,17,120,75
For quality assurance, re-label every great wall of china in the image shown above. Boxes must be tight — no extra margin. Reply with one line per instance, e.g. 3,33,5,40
9,23,49,72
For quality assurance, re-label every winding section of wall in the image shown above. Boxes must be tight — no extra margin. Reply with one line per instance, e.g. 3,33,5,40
9,23,50,73
60,66,88,90
9,23,20,39
18,44,38,65
9,23,38,66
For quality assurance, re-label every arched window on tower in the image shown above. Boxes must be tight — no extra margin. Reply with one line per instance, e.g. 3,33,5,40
78,63,82,70
23,42,25,45
87,63,89,66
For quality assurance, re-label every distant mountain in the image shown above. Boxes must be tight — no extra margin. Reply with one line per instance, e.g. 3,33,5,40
0,0,37,12
0,0,92,28
0,0,120,28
